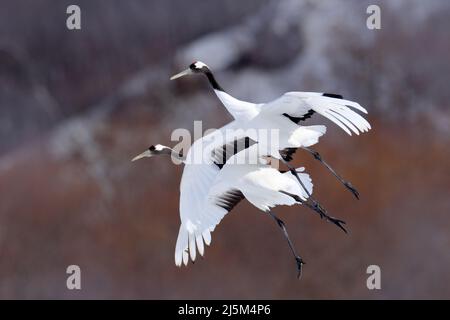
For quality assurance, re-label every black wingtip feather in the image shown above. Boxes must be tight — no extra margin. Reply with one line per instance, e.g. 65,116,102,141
323,93,344,99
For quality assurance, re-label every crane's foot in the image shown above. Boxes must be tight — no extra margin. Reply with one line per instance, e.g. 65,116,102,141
295,256,305,279
311,200,348,234
344,181,360,200
326,216,348,234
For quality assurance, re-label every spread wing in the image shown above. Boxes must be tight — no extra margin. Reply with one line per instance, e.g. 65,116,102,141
175,122,248,266
260,92,371,135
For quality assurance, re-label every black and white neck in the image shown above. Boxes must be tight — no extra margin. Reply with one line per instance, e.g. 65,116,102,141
189,61,224,92
188,61,259,121
204,69,224,92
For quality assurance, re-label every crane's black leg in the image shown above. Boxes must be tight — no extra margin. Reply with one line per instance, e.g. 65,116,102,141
279,190,348,234
301,147,359,199
267,211,305,278
279,153,347,233
281,155,347,226
300,198,348,234
279,154,313,197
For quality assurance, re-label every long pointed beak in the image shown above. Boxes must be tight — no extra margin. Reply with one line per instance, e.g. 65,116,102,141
131,150,152,162
170,68,193,80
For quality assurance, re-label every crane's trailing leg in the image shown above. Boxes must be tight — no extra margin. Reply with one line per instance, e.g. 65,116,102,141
301,147,360,199
299,197,348,234
279,190,348,234
279,154,314,198
267,211,304,278
279,154,347,232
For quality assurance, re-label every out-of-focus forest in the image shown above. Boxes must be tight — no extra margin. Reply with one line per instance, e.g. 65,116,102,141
0,0,449,299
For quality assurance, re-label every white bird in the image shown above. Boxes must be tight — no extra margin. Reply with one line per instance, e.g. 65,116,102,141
171,61,372,199
132,135,346,277
167,118,337,271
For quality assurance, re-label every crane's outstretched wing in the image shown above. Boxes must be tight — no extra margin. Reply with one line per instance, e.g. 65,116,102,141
177,162,218,266
175,123,247,266
260,92,371,135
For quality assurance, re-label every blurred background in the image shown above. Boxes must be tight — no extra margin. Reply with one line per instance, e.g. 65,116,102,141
0,0,449,299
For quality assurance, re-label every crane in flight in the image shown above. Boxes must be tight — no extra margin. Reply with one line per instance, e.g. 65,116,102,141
132,138,346,278
131,61,371,276
171,61,371,199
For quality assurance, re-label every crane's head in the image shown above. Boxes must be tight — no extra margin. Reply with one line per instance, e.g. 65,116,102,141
170,61,210,80
131,144,172,162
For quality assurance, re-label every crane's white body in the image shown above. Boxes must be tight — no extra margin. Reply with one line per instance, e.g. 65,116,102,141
209,146,312,212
